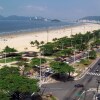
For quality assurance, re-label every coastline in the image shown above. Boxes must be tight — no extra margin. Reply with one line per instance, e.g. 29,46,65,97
0,23,100,52
0,22,82,38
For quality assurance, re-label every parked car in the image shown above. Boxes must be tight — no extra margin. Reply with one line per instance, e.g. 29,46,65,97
95,70,99,73
74,84,84,88
98,63,100,65
96,93,100,100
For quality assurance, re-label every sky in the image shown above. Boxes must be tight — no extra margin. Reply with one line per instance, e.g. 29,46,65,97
0,0,100,20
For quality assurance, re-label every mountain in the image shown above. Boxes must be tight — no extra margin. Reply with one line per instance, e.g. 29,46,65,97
51,19,61,22
0,15,57,22
0,15,63,23
5,15,30,20
80,16,100,21
78,16,100,23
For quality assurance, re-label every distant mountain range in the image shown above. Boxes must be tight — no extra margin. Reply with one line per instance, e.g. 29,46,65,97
78,16,100,23
0,15,61,22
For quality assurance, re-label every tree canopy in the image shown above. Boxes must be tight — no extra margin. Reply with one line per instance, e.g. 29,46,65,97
0,67,39,99
30,58,46,67
50,61,75,76
2,46,17,53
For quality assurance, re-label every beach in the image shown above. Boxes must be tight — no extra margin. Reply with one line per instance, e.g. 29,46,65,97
0,23,100,52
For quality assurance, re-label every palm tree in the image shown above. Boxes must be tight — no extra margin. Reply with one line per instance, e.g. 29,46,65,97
30,41,35,47
34,40,40,48
40,41,44,46
52,38,58,42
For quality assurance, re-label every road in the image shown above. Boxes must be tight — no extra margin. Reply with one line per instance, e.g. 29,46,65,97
41,58,100,100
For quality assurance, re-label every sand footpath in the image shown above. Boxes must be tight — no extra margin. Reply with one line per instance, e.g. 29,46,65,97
0,23,100,52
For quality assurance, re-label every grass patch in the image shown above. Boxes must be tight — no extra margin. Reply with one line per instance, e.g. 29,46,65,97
0,57,19,63
80,59,91,65
97,52,100,57
51,96,57,100
73,58,93,76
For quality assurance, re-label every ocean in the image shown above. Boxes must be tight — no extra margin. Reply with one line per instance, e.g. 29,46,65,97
0,20,76,35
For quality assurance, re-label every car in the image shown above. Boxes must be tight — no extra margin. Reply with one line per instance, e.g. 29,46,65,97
96,94,100,100
98,63,100,65
95,70,99,73
74,84,84,88
65,61,69,64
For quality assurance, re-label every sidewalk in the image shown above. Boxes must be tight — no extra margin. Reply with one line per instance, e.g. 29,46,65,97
41,77,58,84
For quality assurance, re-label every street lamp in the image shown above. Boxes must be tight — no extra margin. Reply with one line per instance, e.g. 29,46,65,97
71,28,73,37
39,51,42,88
80,37,83,45
74,45,76,65
62,43,64,50
83,26,85,34
3,38,7,66
47,28,49,43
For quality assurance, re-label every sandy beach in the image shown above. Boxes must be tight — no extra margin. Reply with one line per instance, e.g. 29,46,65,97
0,23,100,52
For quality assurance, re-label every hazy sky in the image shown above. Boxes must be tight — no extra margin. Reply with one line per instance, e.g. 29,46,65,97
0,0,100,19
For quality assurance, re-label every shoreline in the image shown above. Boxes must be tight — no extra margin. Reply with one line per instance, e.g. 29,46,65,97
0,22,84,38
0,23,100,52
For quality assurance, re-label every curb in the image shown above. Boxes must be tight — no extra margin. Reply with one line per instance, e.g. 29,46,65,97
74,57,100,80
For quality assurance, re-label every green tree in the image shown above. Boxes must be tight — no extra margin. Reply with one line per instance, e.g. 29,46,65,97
0,92,9,100
30,41,35,47
0,67,39,99
76,44,87,51
89,50,96,59
30,58,46,67
40,41,44,45
3,46,17,54
50,61,75,77
2,46,17,54
40,43,54,56
62,48,73,56
91,39,100,48
34,40,40,48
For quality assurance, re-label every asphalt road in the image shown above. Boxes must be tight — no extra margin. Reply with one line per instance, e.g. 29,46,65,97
42,58,100,100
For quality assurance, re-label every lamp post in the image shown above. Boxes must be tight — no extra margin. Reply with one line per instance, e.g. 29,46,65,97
81,37,83,45
71,28,72,37
47,28,49,43
74,45,76,65
39,51,42,88
3,38,7,66
62,43,64,50
87,33,90,60
84,26,85,34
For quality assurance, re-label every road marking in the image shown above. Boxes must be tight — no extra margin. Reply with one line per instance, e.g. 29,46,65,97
75,58,100,80
77,88,96,100
86,72,100,76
